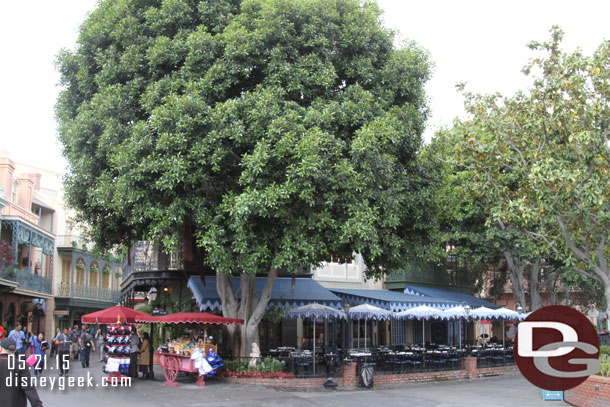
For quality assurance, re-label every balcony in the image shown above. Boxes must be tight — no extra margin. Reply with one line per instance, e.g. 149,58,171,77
0,263,19,291
15,267,52,295
122,241,184,284
57,281,121,303
57,235,88,250
385,262,469,290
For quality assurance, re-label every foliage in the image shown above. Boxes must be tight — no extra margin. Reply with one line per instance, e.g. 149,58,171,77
599,346,610,376
447,26,610,309
262,298,288,323
1,267,17,280
224,357,285,374
89,263,99,273
56,0,432,278
135,302,152,314
0,241,14,264
426,131,544,307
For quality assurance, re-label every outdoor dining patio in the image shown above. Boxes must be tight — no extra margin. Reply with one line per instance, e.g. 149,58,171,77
245,302,524,379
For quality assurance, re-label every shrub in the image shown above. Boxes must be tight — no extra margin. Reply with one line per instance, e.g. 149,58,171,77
600,363,610,377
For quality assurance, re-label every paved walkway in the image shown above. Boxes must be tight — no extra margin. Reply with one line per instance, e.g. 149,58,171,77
32,359,568,407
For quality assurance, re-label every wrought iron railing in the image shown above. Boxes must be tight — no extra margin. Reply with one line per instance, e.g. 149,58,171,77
352,350,464,376
122,241,184,282
0,264,18,283
57,281,120,303
16,268,52,294
385,261,469,287
475,348,515,368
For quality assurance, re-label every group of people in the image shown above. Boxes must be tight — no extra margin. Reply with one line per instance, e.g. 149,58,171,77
0,324,49,377
128,330,152,379
0,323,152,379
49,324,104,372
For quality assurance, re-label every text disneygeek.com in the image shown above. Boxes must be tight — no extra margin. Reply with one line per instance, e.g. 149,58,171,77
5,372,132,390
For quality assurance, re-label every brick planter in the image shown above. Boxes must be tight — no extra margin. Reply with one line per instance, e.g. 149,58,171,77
214,357,519,391
564,375,610,407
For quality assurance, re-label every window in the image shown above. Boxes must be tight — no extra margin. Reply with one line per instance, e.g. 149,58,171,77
392,319,408,345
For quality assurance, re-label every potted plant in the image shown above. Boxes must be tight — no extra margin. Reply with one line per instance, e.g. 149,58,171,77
90,263,99,273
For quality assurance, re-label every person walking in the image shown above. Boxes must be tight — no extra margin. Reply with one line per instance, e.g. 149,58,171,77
95,328,105,362
128,330,140,378
138,332,151,379
28,333,47,376
79,328,95,368
71,325,80,361
0,338,44,406
50,327,60,358
54,328,73,376
8,324,26,359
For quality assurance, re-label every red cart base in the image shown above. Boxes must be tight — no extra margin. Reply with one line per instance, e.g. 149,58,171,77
195,374,206,387
158,352,206,388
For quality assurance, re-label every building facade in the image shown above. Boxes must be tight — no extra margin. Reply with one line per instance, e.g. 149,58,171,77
0,153,56,335
0,151,122,335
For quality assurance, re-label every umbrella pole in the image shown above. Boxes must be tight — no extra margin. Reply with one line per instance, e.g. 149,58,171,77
358,320,360,349
458,319,462,350
502,321,505,348
313,319,316,375
364,319,367,350
149,322,155,379
422,319,425,348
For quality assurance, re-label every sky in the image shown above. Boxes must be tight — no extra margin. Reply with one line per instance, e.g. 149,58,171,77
1,0,610,174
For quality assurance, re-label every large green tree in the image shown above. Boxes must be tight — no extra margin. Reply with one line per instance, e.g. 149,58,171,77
427,132,546,311
56,0,432,355
449,27,610,313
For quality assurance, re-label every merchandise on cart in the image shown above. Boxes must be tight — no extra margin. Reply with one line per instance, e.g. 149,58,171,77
102,324,134,378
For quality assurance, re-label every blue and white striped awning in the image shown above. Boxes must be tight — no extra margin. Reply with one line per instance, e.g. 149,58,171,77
329,288,459,312
187,276,344,312
403,285,498,309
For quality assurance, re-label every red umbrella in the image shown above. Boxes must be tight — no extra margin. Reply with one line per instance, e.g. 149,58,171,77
81,305,150,324
135,312,243,325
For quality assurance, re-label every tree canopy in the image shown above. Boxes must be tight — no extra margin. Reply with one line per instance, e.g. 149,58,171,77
446,27,610,311
56,0,433,354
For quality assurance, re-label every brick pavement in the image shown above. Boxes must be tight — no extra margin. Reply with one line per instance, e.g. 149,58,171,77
30,358,568,407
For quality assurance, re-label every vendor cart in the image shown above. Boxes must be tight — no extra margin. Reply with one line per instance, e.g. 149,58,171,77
157,344,218,387
135,312,242,387
157,351,205,387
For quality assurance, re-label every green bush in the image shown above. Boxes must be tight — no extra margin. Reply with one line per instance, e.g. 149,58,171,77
600,363,610,377
225,358,285,374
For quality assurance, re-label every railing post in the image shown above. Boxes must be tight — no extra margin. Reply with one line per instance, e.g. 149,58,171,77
464,356,477,379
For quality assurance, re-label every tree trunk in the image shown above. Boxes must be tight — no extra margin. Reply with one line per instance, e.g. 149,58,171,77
547,271,559,305
216,273,240,356
528,260,543,311
504,251,527,311
216,269,276,359
605,285,610,320
241,269,276,360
